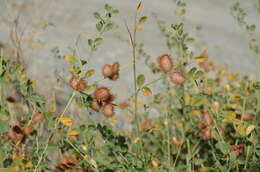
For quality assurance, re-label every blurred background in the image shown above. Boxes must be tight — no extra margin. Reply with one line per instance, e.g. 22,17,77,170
1,0,260,100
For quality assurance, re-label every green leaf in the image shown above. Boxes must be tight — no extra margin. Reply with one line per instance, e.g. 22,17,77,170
96,22,103,32
0,121,9,134
88,39,93,46
216,141,229,155
137,74,145,86
194,70,204,78
103,23,114,32
94,37,103,46
139,16,148,24
104,4,113,12
93,12,102,20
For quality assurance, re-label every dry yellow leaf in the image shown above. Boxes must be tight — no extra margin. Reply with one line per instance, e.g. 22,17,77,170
136,25,143,31
195,56,207,63
151,160,158,168
142,87,152,96
236,124,246,136
184,95,190,104
69,129,79,136
59,117,73,126
246,125,256,135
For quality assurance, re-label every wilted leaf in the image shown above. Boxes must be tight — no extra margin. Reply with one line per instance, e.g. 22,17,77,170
139,16,148,24
246,125,256,135
136,25,143,31
85,69,95,78
236,124,246,136
142,87,152,96
85,84,96,91
195,56,207,63
69,129,79,136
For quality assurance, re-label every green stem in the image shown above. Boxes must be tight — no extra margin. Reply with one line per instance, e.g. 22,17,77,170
54,91,76,128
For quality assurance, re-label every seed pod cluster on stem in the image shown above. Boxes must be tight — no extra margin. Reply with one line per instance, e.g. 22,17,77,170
197,111,213,140
69,76,87,91
91,87,116,117
157,54,186,85
102,62,120,80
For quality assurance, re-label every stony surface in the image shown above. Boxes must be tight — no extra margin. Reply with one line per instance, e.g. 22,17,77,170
1,0,260,99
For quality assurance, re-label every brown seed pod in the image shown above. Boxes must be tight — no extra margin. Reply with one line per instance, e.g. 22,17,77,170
6,96,16,103
77,80,87,91
170,72,185,85
139,119,152,132
105,94,116,103
24,125,34,135
5,125,26,145
230,143,245,156
91,99,102,111
101,103,114,117
112,62,120,74
69,76,87,91
110,74,119,81
93,87,111,102
102,64,113,78
201,127,212,140
202,111,212,125
242,114,254,121
58,156,77,171
32,112,44,123
158,54,173,72
170,137,182,147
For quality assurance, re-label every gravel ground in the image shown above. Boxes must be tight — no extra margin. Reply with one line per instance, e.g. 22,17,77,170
1,0,260,99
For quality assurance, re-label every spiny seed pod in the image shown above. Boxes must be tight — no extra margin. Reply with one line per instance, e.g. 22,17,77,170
170,72,185,85
69,76,87,91
102,64,113,78
112,62,120,74
158,54,173,72
93,87,111,102
91,99,101,111
102,103,114,117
